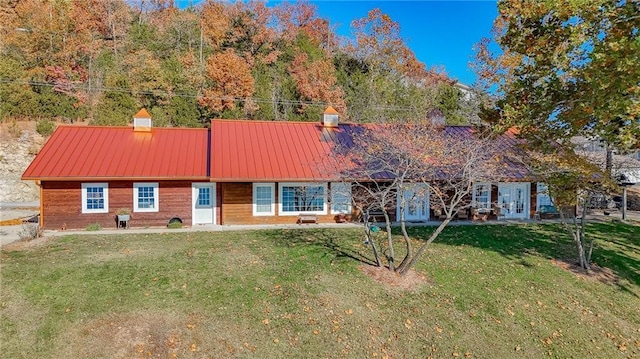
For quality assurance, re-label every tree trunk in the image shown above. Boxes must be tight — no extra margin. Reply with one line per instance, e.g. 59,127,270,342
383,211,395,272
397,194,413,272
605,144,613,179
363,215,382,267
399,217,451,276
559,199,591,272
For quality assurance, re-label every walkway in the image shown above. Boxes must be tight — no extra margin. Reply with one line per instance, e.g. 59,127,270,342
1,208,638,247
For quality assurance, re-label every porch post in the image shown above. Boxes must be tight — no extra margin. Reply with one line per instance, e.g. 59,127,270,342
622,186,627,221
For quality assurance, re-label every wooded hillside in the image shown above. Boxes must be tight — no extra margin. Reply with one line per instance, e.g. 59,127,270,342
0,0,470,127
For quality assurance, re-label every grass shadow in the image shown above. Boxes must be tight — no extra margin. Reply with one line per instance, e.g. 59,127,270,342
404,222,640,294
260,227,379,267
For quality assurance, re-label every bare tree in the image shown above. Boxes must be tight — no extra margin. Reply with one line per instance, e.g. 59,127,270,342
337,120,502,276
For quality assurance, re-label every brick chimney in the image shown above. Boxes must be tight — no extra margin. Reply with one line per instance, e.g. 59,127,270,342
133,108,152,132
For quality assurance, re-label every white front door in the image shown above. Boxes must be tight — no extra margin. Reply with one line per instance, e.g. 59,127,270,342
498,183,530,219
192,183,215,225
401,185,430,221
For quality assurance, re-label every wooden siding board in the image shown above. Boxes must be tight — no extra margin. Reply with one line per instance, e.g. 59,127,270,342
220,182,351,225
40,180,195,230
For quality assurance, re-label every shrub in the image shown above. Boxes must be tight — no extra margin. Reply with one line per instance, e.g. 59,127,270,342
8,120,22,138
18,223,42,241
86,223,102,231
36,119,56,137
167,221,182,229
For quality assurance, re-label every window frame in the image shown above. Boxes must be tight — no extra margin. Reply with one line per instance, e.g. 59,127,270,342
195,186,213,209
252,183,275,216
278,182,327,216
133,182,159,213
536,182,554,211
330,182,352,214
81,182,109,214
472,182,492,210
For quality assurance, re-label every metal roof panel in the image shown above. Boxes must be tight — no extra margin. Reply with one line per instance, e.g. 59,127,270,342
22,126,209,180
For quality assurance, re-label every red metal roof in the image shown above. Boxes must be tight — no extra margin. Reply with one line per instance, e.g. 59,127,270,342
210,120,356,181
22,125,209,180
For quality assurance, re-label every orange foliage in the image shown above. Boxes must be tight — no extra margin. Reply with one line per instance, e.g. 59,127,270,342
289,53,346,114
200,0,228,50
199,49,255,112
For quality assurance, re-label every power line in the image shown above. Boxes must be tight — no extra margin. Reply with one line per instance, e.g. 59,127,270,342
0,78,427,113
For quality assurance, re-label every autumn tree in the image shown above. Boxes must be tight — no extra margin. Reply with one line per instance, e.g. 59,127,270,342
518,145,617,271
338,120,501,275
199,48,255,116
475,0,639,272
476,0,639,171
341,8,451,123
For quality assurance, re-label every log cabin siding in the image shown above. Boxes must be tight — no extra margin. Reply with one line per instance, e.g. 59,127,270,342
41,180,194,230
220,182,351,225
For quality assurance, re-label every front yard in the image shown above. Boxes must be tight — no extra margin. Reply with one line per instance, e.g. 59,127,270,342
1,222,639,358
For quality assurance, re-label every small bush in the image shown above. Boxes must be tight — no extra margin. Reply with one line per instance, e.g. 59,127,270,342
36,119,56,137
8,120,22,138
18,223,42,241
28,143,42,155
167,221,182,229
86,223,102,231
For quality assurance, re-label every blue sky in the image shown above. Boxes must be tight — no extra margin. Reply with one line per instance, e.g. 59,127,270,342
178,1,498,85
308,1,498,85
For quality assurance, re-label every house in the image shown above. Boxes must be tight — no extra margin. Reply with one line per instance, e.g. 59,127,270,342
23,108,549,229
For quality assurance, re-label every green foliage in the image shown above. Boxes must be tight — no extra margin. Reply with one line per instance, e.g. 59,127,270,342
0,56,38,119
35,119,56,137
85,223,101,231
0,1,464,125
166,221,182,229
479,0,639,151
436,84,465,125
92,73,136,126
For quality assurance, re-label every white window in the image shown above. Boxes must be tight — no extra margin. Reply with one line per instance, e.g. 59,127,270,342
253,183,275,216
331,182,352,214
472,182,491,210
81,183,109,213
278,182,327,215
134,182,159,212
196,186,212,208
536,183,555,211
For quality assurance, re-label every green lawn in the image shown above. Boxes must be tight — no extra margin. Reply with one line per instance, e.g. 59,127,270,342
1,223,639,358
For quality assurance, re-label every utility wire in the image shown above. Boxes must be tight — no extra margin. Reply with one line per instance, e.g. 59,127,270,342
0,78,425,113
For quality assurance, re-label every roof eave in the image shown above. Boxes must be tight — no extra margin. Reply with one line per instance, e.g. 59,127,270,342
22,176,211,182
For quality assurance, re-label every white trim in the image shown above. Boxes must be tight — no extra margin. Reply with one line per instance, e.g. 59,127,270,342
497,182,530,219
134,182,159,213
81,182,109,214
253,183,275,216
192,183,216,225
330,182,352,214
398,184,430,221
278,182,327,216
472,182,492,210
536,182,553,211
